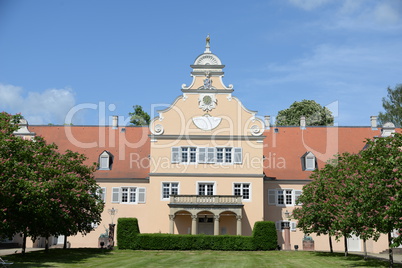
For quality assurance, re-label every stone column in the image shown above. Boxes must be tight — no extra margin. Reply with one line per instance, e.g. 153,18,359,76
236,215,242,235
284,226,291,250
191,215,198,235
214,215,220,235
169,214,175,234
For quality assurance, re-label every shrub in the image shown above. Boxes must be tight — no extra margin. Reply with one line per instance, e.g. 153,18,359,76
117,218,140,249
252,221,277,250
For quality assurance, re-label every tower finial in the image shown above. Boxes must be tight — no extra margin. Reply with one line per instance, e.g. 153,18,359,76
205,34,211,53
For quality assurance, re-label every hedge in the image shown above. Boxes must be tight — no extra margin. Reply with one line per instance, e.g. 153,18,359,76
252,221,278,250
117,218,140,249
117,218,277,251
130,234,255,250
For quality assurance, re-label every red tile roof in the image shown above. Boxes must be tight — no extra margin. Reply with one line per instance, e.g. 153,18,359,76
29,125,400,181
263,126,398,180
30,126,150,179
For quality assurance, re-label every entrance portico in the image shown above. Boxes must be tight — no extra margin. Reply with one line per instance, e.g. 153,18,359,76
168,195,243,235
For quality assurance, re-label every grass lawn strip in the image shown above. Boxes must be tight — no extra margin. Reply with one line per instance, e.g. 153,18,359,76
3,249,402,267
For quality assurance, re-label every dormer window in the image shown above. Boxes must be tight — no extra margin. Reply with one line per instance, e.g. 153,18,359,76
99,151,113,170
301,151,316,171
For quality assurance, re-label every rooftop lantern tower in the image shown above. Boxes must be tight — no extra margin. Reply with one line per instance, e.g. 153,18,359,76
181,35,233,92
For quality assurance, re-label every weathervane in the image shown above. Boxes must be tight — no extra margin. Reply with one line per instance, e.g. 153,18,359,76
205,34,211,53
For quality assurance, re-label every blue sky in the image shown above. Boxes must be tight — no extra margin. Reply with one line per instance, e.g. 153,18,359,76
0,0,401,126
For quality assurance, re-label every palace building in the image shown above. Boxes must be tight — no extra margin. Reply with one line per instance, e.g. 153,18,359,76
11,37,399,253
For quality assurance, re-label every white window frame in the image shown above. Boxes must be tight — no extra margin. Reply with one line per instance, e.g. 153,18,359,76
216,147,233,164
121,187,137,203
197,182,216,196
173,147,198,164
111,187,146,204
162,182,179,200
268,189,302,207
181,147,189,163
275,220,297,232
233,183,251,201
278,189,293,205
189,147,197,163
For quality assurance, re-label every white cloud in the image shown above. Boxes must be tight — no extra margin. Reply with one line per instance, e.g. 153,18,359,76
258,43,400,86
0,84,76,124
247,40,402,125
291,0,402,31
288,0,333,10
374,2,401,24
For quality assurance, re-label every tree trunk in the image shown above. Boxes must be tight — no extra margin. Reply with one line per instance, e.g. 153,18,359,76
388,232,394,267
363,239,367,260
22,233,27,255
344,236,348,257
45,237,49,251
63,235,68,249
329,235,333,253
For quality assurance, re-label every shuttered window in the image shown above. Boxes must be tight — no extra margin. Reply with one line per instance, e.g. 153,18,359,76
234,148,242,164
111,187,146,204
207,147,216,163
97,187,106,203
276,221,297,231
268,189,303,206
170,147,242,164
198,148,206,163
171,147,180,163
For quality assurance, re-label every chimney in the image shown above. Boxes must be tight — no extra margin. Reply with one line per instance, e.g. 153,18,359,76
264,115,270,129
370,116,377,130
381,122,395,137
112,115,118,129
300,116,306,129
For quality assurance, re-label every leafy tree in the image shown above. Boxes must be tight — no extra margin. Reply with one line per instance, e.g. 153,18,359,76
326,153,380,258
378,84,402,127
359,133,402,266
0,112,104,253
276,99,334,126
295,133,402,265
293,164,337,253
129,105,150,126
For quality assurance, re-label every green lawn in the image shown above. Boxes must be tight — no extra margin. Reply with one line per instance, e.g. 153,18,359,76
3,249,402,267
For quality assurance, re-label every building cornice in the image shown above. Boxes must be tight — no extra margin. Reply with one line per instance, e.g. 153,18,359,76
150,173,263,178
190,64,225,69
181,88,234,93
264,177,313,184
96,178,149,183
149,134,266,141
168,203,244,209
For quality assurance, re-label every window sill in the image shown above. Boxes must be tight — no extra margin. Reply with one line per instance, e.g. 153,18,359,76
98,168,111,171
